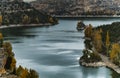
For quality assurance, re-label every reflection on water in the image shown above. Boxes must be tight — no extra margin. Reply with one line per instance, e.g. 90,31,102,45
111,70,120,78
0,18,120,78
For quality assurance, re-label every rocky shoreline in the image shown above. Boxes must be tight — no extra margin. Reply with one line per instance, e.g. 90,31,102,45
80,53,120,74
80,61,106,67
80,23,120,75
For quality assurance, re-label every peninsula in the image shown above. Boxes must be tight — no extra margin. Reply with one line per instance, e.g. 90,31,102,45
79,22,120,75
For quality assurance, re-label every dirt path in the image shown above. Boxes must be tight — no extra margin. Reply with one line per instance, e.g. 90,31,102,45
99,54,120,74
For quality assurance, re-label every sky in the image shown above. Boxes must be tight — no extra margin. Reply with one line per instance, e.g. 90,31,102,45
23,0,36,2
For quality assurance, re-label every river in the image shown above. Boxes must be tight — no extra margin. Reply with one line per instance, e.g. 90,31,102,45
1,17,120,78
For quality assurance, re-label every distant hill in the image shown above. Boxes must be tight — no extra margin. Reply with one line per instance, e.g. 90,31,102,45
0,1,58,25
31,0,120,16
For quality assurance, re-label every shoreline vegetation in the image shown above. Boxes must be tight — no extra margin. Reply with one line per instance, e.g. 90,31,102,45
0,33,39,78
53,15,120,18
79,22,120,75
0,23,53,29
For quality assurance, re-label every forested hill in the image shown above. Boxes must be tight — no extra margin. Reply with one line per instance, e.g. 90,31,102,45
0,1,58,25
96,22,120,42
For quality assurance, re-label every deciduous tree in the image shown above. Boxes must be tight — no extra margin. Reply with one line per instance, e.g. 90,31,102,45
0,15,2,25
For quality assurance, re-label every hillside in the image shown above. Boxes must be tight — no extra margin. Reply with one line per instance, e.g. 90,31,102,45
95,22,120,43
0,1,58,25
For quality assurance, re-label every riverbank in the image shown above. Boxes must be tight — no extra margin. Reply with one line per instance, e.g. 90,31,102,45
0,23,53,29
53,15,120,18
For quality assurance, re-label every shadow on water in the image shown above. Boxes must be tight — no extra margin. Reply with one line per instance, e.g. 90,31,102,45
0,26,51,40
81,66,99,78
111,70,120,78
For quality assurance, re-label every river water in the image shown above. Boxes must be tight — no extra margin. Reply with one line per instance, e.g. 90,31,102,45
1,18,120,78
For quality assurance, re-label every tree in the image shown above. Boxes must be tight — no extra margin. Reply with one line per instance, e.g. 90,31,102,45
20,68,29,78
28,69,39,78
93,30,102,52
10,57,16,72
16,66,39,78
110,43,120,61
5,56,12,70
0,15,2,25
106,31,110,46
3,42,13,54
22,14,30,24
49,17,54,24
35,17,39,23
84,24,93,38
106,31,110,56
4,18,10,26
0,33,3,47
16,65,24,76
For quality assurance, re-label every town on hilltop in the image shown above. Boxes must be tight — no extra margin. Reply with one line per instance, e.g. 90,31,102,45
30,0,120,16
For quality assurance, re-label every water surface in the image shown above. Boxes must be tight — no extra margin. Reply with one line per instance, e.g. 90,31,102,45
1,18,120,78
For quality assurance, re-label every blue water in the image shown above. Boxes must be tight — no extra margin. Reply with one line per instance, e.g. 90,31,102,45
1,18,120,78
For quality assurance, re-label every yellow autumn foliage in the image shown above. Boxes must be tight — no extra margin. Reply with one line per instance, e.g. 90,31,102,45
20,68,29,78
106,31,110,47
0,15,2,25
16,65,39,78
99,28,103,33
93,30,102,52
84,24,93,38
22,15,30,24
0,33,3,39
10,57,16,71
3,41,12,53
49,17,54,23
110,43,120,60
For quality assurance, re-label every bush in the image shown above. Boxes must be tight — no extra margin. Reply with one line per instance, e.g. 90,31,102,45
80,49,101,63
